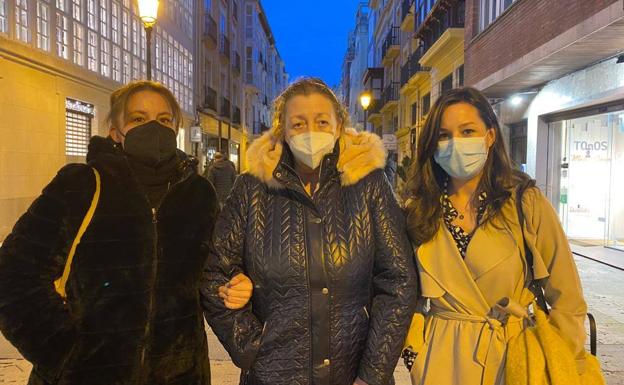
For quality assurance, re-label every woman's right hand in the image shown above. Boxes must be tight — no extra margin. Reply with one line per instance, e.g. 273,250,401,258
218,273,253,309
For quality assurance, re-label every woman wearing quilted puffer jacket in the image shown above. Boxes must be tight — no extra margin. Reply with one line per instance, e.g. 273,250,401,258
201,78,418,385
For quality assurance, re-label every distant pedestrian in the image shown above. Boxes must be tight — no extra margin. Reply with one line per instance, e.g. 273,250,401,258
0,80,251,385
204,152,237,207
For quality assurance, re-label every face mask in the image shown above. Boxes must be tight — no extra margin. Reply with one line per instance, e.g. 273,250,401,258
286,132,336,170
119,120,178,167
434,136,488,180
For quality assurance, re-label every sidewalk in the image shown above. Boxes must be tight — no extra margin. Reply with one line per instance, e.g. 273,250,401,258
1,256,623,384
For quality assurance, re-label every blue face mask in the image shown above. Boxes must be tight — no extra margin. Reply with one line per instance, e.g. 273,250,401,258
434,137,488,180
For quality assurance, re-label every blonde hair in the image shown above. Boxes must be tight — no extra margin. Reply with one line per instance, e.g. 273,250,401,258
105,80,182,132
270,77,350,139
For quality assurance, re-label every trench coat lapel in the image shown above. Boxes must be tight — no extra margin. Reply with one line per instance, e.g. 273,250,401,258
417,224,491,316
463,219,518,282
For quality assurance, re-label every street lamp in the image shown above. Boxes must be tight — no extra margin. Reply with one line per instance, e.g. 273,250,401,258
137,0,159,80
359,92,371,132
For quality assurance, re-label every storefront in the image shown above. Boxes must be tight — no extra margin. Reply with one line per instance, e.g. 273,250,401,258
547,103,624,251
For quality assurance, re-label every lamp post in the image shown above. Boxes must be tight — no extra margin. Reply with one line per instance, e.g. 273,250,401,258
137,0,159,80
359,92,371,132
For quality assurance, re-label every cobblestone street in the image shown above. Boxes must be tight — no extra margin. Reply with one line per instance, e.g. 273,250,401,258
1,256,622,384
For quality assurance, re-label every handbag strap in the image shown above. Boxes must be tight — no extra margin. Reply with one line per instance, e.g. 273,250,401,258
514,184,549,314
515,185,599,356
54,167,101,299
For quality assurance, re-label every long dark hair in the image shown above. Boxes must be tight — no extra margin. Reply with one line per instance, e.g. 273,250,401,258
406,87,533,246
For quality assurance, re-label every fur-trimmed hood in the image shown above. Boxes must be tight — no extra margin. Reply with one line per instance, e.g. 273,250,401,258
246,127,387,188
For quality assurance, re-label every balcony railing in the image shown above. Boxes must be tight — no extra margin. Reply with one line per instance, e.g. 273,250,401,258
220,97,230,117
368,98,383,115
381,27,400,61
219,35,230,59
203,86,217,111
254,121,269,135
382,82,400,107
203,14,218,45
233,106,241,124
417,0,465,52
402,0,414,23
400,49,427,86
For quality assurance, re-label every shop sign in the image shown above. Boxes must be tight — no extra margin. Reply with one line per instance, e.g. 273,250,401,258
383,134,397,151
190,126,202,142
65,98,95,116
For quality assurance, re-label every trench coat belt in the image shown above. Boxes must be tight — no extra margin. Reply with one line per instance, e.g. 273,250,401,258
429,306,524,378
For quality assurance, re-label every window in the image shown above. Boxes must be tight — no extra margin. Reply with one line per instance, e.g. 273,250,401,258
87,0,96,29
111,1,119,44
441,74,453,94
100,38,110,77
422,92,431,116
71,0,81,20
100,0,108,37
132,56,139,79
16,0,30,43
131,18,138,55
37,1,50,51
65,109,92,156
479,0,517,32
73,22,83,64
112,45,121,81
219,9,226,35
87,30,97,71
457,65,464,87
155,34,161,70
121,9,128,50
0,0,7,33
56,13,69,59
122,51,130,83
411,102,417,125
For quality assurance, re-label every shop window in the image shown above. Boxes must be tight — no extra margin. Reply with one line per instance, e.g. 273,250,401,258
65,99,94,157
422,92,430,117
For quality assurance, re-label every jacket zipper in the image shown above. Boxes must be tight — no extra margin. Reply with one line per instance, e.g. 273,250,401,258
136,178,177,383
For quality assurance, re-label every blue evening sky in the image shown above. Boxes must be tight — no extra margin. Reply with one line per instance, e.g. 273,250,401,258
262,0,366,88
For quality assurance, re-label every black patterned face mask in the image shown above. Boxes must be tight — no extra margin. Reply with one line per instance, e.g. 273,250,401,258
119,120,177,167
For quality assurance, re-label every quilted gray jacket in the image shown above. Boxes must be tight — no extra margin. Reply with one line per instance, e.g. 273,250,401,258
201,128,418,385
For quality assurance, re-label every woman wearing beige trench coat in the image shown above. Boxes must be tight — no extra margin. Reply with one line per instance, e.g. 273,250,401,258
403,87,588,385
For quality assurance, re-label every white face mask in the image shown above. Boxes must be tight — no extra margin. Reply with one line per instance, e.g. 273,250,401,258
286,132,336,170
434,137,488,180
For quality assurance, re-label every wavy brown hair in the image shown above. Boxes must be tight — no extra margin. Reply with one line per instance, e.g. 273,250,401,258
406,87,533,246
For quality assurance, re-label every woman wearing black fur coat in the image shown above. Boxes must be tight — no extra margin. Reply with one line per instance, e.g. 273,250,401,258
0,81,252,385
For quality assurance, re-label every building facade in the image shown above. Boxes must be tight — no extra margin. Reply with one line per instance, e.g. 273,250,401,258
464,0,624,250
0,0,287,242
340,2,369,130
0,0,195,241
242,0,287,149
198,0,245,172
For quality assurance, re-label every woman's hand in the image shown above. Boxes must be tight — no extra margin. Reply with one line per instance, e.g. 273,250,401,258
353,378,369,385
218,273,253,309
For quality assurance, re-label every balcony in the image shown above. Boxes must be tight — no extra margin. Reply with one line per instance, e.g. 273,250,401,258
203,14,217,48
400,49,429,93
381,82,400,113
417,0,465,67
366,98,383,126
253,121,270,135
219,35,230,60
203,86,217,111
220,97,230,118
233,52,241,75
381,27,400,66
233,106,241,125
401,0,415,32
